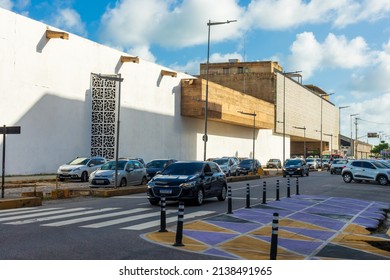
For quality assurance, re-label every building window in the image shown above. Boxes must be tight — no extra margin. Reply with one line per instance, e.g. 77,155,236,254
223,68,229,74
238,67,244,74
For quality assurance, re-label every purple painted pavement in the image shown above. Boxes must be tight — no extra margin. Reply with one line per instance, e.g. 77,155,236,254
183,230,238,246
207,220,264,233
289,212,345,230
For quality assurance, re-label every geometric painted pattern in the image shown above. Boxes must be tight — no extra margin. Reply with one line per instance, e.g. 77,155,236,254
143,195,390,260
90,73,118,159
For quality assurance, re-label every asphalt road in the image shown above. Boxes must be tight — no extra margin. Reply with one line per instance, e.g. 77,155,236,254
0,171,389,260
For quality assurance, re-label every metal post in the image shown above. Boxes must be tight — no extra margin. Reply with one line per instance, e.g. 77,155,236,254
246,183,251,208
1,126,6,199
173,201,185,246
262,181,267,204
296,177,300,195
287,177,291,198
227,185,233,214
270,213,279,260
159,196,167,232
276,179,280,201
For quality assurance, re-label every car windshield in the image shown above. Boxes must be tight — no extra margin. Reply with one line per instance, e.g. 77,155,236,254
372,161,389,169
161,162,203,176
100,160,127,170
213,159,229,165
67,157,89,165
306,158,314,162
269,159,278,162
146,160,168,168
285,160,302,166
241,159,253,164
334,159,348,164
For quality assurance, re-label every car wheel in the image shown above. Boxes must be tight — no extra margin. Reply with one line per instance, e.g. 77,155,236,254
120,178,127,187
217,185,227,201
306,170,309,176
343,173,353,183
140,176,148,185
149,199,159,206
377,175,388,186
194,188,204,206
300,171,304,177
81,172,88,182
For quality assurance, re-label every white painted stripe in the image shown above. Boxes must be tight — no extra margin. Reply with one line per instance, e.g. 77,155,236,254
0,208,85,222
42,208,149,227
81,210,176,228
0,207,63,217
0,207,36,214
5,208,119,225
121,210,215,231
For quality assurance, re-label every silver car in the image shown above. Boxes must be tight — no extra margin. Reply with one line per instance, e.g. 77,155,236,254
57,156,107,182
89,159,148,187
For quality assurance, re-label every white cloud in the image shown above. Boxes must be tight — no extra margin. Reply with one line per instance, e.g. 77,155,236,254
287,32,373,78
51,8,87,37
0,0,13,10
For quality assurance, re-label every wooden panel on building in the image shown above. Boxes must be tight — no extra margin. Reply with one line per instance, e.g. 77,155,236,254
181,78,274,129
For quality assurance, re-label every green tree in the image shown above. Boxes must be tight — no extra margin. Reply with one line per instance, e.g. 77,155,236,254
371,141,389,157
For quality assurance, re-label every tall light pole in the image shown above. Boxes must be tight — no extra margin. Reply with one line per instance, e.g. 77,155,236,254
238,111,257,174
338,106,350,153
203,19,237,161
293,126,306,158
319,93,334,160
350,113,359,158
282,70,302,165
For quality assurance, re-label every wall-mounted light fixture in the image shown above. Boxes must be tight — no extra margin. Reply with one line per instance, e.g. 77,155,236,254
46,30,69,40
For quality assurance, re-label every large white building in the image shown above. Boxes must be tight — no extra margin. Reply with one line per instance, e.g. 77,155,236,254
0,8,338,175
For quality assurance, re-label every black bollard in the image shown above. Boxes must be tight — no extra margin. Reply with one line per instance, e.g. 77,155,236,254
270,212,279,260
296,177,300,195
276,180,280,201
287,178,291,198
262,181,267,204
245,183,251,208
173,201,185,246
159,195,167,232
227,185,233,214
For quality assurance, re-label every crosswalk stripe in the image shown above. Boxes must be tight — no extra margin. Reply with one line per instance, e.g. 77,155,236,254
0,207,36,214
0,207,63,218
0,208,86,222
121,210,215,230
4,208,119,225
81,210,176,228
41,208,149,227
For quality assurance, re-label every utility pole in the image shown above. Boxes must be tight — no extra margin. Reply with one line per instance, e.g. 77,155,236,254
355,118,359,159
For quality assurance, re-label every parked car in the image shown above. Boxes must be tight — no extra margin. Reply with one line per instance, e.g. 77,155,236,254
238,159,261,175
306,158,318,169
329,159,348,175
57,156,107,182
147,161,227,206
266,159,282,169
341,159,390,185
282,158,309,177
316,158,323,169
212,157,239,177
89,159,147,187
145,159,177,180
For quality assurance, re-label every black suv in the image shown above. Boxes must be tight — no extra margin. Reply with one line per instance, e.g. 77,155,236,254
147,161,227,206
282,158,309,177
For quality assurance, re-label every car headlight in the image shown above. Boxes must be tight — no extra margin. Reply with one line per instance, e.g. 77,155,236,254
180,181,197,188
147,181,156,188
297,168,301,170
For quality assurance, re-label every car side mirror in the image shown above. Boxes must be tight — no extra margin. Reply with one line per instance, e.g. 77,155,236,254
89,163,95,167
126,168,134,172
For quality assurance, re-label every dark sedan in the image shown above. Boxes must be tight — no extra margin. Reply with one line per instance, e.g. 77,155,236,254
147,161,227,206
145,159,177,180
238,159,261,175
282,158,309,177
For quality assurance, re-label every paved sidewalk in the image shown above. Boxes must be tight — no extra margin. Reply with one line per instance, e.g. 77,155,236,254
144,195,390,260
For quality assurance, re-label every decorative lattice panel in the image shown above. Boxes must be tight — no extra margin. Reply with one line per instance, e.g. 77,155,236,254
90,73,119,159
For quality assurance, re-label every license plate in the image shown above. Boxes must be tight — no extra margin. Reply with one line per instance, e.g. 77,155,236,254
95,180,105,184
289,172,294,174
160,189,172,194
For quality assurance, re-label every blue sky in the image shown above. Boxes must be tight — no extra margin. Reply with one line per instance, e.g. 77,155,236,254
2,0,390,146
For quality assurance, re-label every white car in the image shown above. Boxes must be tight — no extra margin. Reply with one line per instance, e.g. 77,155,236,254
306,158,318,169
57,156,107,182
212,157,239,177
89,159,148,187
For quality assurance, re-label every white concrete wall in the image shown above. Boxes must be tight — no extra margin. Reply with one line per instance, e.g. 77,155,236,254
0,8,284,175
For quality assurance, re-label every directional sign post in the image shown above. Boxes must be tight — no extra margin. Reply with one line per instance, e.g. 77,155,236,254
1,125,21,198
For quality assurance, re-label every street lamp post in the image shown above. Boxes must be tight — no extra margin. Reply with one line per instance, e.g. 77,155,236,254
203,19,237,161
293,126,306,158
350,113,359,158
238,111,257,174
338,106,350,153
